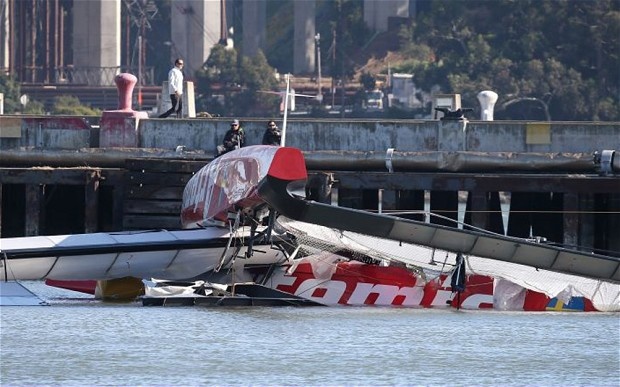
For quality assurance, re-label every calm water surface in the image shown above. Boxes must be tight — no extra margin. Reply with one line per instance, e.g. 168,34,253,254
1,282,619,386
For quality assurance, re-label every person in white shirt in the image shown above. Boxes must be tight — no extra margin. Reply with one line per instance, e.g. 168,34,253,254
159,58,184,118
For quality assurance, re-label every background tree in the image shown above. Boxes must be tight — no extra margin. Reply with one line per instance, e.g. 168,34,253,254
51,96,101,116
233,50,279,116
22,100,46,115
0,74,22,113
393,0,619,121
323,0,371,84
196,47,279,116
195,45,239,116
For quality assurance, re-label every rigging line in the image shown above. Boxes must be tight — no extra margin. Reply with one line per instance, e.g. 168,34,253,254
440,252,450,275
287,222,437,270
388,210,509,240
289,234,455,285
215,211,241,273
272,232,299,252
305,237,437,286
463,255,479,278
542,242,619,256
3,251,23,283
349,210,617,256
282,244,301,262
385,209,620,215
424,212,618,255
336,232,432,270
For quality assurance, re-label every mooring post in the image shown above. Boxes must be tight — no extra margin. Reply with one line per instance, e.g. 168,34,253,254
115,73,137,111
99,73,149,148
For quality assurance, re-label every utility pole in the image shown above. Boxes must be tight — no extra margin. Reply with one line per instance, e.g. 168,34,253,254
330,27,336,108
315,33,322,104
138,34,142,109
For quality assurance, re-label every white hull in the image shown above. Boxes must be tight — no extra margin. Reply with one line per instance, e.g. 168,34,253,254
0,228,287,281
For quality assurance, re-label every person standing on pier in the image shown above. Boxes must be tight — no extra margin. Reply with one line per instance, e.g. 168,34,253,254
159,58,184,118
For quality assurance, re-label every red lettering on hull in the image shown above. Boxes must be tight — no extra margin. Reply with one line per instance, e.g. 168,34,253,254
268,258,599,311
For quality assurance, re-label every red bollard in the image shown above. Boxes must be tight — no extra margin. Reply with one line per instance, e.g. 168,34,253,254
115,73,137,111
99,73,149,147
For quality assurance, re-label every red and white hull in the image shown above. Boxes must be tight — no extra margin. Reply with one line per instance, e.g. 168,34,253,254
265,255,599,312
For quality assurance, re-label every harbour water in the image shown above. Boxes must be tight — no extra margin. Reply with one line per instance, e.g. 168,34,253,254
1,282,619,386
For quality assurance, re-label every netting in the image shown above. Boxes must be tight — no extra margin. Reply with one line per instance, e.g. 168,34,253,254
276,216,620,312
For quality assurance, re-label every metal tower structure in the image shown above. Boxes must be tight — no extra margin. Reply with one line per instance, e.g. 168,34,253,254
1,0,70,83
122,0,158,107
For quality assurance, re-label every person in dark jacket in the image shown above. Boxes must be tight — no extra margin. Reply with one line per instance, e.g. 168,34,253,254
217,119,245,156
261,120,282,146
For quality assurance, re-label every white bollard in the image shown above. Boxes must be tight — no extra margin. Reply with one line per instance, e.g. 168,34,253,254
477,90,498,121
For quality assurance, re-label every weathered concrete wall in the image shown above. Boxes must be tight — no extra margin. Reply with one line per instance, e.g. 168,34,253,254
139,119,620,154
0,116,91,149
1,116,619,155
466,122,620,152
138,118,220,152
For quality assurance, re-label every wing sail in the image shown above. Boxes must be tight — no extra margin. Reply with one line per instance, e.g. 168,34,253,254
258,175,620,283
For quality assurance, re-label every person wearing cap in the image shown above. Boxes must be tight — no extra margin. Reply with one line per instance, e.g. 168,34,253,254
159,58,184,118
217,119,245,156
261,120,281,146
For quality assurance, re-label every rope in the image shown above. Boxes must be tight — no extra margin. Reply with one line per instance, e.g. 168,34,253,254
214,210,242,273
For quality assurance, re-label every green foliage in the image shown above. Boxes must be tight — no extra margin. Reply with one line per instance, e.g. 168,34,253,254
200,45,240,88
0,74,46,114
391,0,619,121
196,47,279,116
319,0,371,81
240,51,278,92
51,96,101,116
235,51,280,115
195,45,240,116
0,73,22,113
22,100,46,115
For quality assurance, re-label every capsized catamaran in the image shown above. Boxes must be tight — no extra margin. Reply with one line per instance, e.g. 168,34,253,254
1,145,619,311
0,146,301,302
